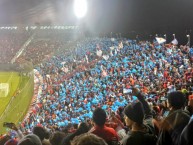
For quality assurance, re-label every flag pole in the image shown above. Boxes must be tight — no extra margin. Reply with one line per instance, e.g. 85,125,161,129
186,34,190,47
164,34,166,44
173,34,175,39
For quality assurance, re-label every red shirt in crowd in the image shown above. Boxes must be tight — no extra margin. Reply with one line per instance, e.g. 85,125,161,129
89,125,119,144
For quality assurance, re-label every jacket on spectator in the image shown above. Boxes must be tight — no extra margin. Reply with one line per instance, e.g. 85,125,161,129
89,108,119,145
178,116,193,145
157,91,190,145
157,109,190,145
120,92,157,145
89,125,118,145
121,125,157,145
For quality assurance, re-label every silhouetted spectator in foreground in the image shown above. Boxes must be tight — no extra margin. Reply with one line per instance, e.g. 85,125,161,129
157,91,190,145
17,134,42,145
61,122,89,145
0,135,11,145
33,126,50,145
121,88,157,145
89,108,119,145
49,131,66,145
179,115,193,145
4,139,18,145
71,133,107,145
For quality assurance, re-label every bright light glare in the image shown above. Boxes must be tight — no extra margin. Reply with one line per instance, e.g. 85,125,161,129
74,0,87,18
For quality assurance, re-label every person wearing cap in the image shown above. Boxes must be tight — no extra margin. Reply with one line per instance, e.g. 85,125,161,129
120,88,157,145
157,91,190,145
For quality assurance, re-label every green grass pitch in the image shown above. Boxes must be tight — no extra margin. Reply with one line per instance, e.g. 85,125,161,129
0,72,34,134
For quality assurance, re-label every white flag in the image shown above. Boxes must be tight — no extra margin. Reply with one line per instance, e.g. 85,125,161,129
111,38,115,41
156,37,166,44
110,50,113,56
123,88,132,94
62,66,68,73
61,61,66,65
110,46,114,50
118,41,123,49
171,38,178,45
96,49,102,57
102,55,109,60
85,55,89,63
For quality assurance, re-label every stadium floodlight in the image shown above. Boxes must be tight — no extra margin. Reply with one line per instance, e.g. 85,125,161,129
74,0,88,18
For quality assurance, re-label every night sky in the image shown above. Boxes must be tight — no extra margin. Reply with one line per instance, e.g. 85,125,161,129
0,0,193,44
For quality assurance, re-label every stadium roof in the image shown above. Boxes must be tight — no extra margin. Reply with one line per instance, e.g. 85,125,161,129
0,0,192,38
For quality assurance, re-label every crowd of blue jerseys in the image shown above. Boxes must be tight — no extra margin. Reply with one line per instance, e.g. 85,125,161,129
24,37,193,130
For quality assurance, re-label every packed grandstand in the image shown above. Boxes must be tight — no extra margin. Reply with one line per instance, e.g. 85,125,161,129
0,27,193,145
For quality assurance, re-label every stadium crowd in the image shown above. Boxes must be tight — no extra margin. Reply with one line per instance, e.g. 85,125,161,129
16,39,62,64
0,31,31,63
1,36,193,145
